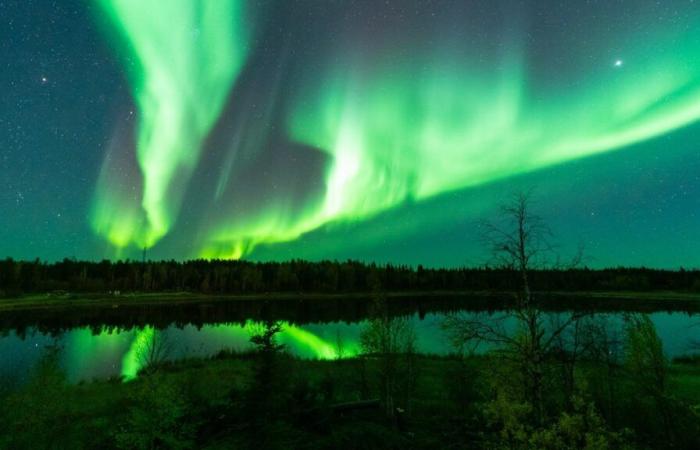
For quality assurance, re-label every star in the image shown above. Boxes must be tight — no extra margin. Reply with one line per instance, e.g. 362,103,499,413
40,75,48,84
614,59,623,68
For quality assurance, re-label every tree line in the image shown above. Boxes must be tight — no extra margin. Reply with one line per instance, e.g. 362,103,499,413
0,257,699,297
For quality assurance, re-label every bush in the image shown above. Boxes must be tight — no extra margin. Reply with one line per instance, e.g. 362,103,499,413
484,393,633,450
0,345,70,449
114,375,195,450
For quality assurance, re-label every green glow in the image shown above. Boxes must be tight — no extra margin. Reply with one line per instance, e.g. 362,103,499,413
92,0,250,249
200,202,327,260
289,34,700,223
91,156,148,251
200,14,700,258
278,323,343,360
89,4,700,259
119,322,354,381
65,328,126,382
121,326,155,381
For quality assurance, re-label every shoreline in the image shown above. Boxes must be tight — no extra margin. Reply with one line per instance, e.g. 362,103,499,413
2,289,700,314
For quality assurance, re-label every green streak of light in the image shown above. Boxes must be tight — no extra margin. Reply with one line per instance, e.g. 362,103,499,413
92,0,250,249
119,322,356,382
202,14,700,258
121,326,155,381
289,39,700,225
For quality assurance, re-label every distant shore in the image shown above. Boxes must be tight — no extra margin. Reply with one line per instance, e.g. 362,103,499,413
2,289,700,314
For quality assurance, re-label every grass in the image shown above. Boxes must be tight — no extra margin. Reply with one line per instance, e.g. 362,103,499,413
4,351,700,449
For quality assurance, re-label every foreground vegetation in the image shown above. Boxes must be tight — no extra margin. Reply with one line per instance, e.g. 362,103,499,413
2,326,700,450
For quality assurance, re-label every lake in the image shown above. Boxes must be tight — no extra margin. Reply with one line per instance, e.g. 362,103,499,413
1,306,699,383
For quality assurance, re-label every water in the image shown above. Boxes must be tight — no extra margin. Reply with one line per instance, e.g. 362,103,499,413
1,310,698,383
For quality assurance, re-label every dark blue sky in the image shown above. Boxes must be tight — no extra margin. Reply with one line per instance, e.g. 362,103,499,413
1,0,699,268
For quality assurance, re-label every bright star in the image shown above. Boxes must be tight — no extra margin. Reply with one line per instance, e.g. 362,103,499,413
614,59,623,68
41,76,48,83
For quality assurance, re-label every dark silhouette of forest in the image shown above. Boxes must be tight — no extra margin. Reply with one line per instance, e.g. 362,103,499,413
2,257,700,297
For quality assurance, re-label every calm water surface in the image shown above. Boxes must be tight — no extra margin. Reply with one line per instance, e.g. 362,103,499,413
1,310,698,383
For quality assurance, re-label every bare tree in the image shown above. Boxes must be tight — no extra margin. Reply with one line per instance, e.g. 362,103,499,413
480,191,551,303
136,328,174,376
444,191,586,425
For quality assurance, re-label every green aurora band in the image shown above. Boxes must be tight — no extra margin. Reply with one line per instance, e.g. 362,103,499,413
91,3,700,259
91,0,250,249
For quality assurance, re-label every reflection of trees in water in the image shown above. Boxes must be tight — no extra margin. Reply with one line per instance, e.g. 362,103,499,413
0,293,512,336
360,296,417,420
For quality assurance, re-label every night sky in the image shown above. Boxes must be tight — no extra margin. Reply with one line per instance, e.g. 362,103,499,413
1,0,699,268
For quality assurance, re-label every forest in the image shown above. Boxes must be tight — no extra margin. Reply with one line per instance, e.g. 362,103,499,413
1,257,699,298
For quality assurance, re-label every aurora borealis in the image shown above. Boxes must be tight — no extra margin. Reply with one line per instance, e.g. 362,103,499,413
2,0,700,267
92,0,251,249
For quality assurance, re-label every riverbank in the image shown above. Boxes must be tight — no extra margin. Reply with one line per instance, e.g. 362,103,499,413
3,289,700,313
2,290,700,334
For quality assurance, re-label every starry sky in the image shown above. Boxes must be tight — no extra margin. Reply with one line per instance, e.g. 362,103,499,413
1,0,699,268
